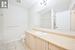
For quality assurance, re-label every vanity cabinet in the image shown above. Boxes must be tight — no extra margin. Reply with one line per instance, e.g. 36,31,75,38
25,32,66,50
25,33,49,50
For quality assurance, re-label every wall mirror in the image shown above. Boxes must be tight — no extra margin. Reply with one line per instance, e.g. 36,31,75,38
37,3,75,33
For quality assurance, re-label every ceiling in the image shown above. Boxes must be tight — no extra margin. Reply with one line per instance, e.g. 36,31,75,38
8,0,39,8
9,0,73,11
48,0,72,12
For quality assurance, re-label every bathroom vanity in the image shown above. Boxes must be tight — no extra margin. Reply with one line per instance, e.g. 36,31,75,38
24,27,75,50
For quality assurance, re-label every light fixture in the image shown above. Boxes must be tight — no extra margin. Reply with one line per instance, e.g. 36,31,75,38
40,0,47,6
16,0,21,3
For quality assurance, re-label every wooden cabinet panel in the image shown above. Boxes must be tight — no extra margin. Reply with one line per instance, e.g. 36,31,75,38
25,33,36,50
35,38,48,50
25,33,49,50
25,33,30,47
48,43,66,50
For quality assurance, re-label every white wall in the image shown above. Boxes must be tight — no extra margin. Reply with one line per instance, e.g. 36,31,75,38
1,4,28,42
28,7,40,29
0,11,3,40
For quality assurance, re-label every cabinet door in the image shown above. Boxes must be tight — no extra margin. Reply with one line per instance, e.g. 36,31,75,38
35,38,49,50
48,43,66,50
25,33,36,50
25,33,30,47
30,35,36,50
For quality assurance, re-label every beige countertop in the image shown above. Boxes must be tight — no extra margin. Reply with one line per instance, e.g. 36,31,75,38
27,30,75,50
32,27,75,39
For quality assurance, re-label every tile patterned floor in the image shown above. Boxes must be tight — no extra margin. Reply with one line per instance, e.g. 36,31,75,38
0,40,26,50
